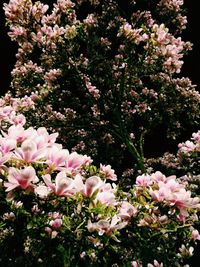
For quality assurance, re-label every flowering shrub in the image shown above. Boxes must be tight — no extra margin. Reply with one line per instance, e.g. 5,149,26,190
177,131,200,175
144,130,200,179
3,0,200,174
0,108,200,266
0,93,35,129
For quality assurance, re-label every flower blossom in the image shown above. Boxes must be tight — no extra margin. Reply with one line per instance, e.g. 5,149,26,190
14,139,45,163
49,218,63,229
4,166,38,191
45,146,69,169
87,215,127,237
99,164,117,181
73,174,103,197
119,201,137,220
43,172,75,197
63,152,92,174
147,260,164,267
0,137,16,155
192,229,200,241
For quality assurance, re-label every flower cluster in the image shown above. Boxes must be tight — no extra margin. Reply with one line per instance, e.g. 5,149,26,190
0,93,35,130
3,0,199,176
157,0,187,33
178,131,200,157
177,131,200,175
0,108,199,266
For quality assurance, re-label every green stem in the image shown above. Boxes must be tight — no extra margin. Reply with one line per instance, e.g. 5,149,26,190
124,137,146,173
150,223,192,240
111,67,146,173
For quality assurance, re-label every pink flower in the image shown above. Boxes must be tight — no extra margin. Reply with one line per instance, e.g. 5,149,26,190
11,114,26,126
147,260,163,267
192,131,200,142
148,173,200,220
136,174,152,187
14,139,45,162
0,152,12,170
64,152,92,173
87,215,127,236
73,174,103,197
151,171,167,182
43,172,75,196
131,261,142,267
35,127,58,147
3,125,35,143
8,26,27,38
45,146,69,169
4,166,38,191
49,218,63,229
178,140,196,154
100,164,117,181
192,229,200,241
95,190,116,206
0,137,16,155
94,182,117,206
34,185,50,198
0,106,15,122
119,201,137,220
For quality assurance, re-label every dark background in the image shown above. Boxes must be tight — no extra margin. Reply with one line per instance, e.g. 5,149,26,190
0,0,199,95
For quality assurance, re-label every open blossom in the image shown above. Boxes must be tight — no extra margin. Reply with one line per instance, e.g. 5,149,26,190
150,171,168,182
3,125,35,143
0,106,15,122
178,130,200,160
95,183,116,206
35,127,58,147
136,174,153,187
34,185,50,198
179,244,194,257
8,26,27,39
1,0,200,264
64,152,92,173
49,218,63,229
119,201,137,220
149,176,200,220
14,139,45,162
95,190,116,206
73,174,103,197
11,114,26,126
87,215,127,236
0,137,16,155
43,172,75,196
99,164,117,181
192,131,200,143
118,23,148,44
31,2,49,21
178,140,196,154
4,166,38,191
3,212,16,221
192,229,200,241
45,146,69,169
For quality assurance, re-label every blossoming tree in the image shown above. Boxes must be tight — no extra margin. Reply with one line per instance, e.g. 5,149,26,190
3,0,200,176
0,1,200,265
